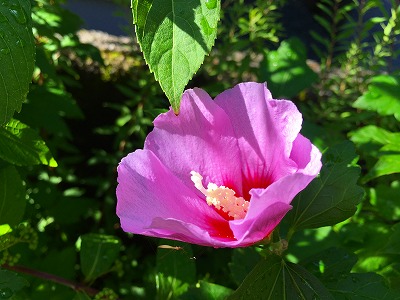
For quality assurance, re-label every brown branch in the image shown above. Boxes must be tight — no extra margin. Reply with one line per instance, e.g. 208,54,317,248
2,263,98,297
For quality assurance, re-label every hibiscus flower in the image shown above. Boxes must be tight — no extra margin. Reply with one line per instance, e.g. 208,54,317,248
116,82,322,248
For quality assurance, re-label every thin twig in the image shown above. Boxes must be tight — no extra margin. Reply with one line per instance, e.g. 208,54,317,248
2,264,98,297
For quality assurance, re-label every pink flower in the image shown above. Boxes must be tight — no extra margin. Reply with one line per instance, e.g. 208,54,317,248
116,82,322,248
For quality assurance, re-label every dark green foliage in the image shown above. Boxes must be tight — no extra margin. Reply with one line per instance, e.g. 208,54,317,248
0,0,400,299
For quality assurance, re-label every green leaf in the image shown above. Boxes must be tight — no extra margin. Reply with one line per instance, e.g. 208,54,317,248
0,269,29,298
0,119,57,167
132,0,221,113
0,166,25,226
229,247,262,286
156,240,196,284
287,142,364,232
260,38,317,98
353,75,400,121
300,247,358,282
181,281,233,300
80,234,121,282
18,85,83,139
156,240,196,298
0,0,35,125
349,126,400,181
229,254,334,300
371,181,400,221
327,273,400,299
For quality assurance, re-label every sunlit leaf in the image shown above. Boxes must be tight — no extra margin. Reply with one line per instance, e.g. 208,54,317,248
353,75,400,121
372,181,400,221
287,142,364,231
0,0,35,125
80,234,121,282
132,0,221,113
350,126,400,181
0,166,25,226
0,119,57,167
229,254,334,299
182,281,233,300
260,37,317,98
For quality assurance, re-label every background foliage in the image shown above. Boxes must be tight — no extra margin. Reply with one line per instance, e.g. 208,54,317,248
1,0,400,299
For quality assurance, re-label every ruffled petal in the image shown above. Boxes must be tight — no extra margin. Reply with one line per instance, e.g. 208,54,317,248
116,149,230,241
145,88,243,194
214,82,301,197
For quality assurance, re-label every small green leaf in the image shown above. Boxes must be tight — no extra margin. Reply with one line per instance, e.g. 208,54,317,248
0,0,35,125
229,247,261,286
182,281,233,300
0,119,57,167
156,240,196,299
349,126,400,181
156,240,195,283
372,181,400,221
0,166,25,226
353,75,400,121
229,254,334,300
80,234,121,282
0,269,29,298
260,37,317,98
287,142,364,232
132,0,221,113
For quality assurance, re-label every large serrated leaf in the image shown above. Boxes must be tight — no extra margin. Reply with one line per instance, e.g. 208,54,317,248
0,0,35,125
0,165,25,226
287,142,364,232
0,119,57,166
229,254,334,300
132,0,220,113
353,75,400,121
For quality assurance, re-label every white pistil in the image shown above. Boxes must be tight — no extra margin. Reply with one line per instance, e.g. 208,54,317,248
190,171,249,220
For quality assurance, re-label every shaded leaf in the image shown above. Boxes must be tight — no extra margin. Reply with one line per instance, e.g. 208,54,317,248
260,38,317,98
0,269,29,298
327,273,400,300
80,234,121,282
156,240,196,299
0,166,25,226
229,247,261,286
0,0,35,125
0,119,57,167
301,247,358,282
156,239,195,284
287,142,364,231
132,0,220,113
229,254,334,300
353,75,400,121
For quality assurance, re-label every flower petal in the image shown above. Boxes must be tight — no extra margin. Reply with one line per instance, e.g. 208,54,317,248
145,88,243,193
116,149,229,242
214,82,301,197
